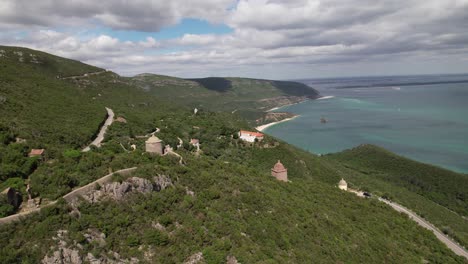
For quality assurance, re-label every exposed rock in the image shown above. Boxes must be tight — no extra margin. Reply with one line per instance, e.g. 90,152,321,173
115,116,127,123
151,222,166,232
184,252,205,264
42,230,82,264
154,175,173,191
85,252,139,264
81,177,154,203
84,229,107,247
226,255,240,264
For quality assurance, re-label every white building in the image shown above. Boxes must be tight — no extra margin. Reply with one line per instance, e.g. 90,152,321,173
239,130,264,142
338,178,348,191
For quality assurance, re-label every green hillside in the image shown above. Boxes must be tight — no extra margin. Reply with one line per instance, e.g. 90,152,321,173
0,46,466,263
326,144,468,246
131,74,320,123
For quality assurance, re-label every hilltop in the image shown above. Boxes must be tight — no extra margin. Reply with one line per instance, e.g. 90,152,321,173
0,46,466,263
131,73,320,124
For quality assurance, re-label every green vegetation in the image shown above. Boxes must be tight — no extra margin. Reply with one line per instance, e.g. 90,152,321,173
0,45,466,263
325,144,468,246
131,74,320,123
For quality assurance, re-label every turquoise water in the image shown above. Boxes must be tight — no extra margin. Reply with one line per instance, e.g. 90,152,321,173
265,77,468,173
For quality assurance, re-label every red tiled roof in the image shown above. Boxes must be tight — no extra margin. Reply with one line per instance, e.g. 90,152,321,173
29,149,45,156
273,160,287,171
240,130,264,137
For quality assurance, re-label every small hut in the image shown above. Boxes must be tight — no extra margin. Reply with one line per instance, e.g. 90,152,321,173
145,135,163,155
338,178,348,191
271,160,288,182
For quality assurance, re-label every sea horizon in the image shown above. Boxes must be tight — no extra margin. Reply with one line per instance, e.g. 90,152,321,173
265,74,468,173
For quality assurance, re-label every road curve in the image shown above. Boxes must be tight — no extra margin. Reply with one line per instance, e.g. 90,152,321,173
83,107,114,152
379,198,468,259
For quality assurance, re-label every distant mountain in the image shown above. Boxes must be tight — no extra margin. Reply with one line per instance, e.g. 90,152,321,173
131,73,320,123
0,46,466,263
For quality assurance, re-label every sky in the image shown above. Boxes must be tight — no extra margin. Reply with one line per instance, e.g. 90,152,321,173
0,0,468,79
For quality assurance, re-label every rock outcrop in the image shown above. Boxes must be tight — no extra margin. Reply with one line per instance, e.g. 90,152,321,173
184,252,205,264
80,175,172,204
42,230,139,264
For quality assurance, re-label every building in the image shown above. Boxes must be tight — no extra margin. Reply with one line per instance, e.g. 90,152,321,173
338,178,348,191
28,149,45,158
145,135,163,155
1,187,22,208
271,160,288,182
190,139,200,146
239,130,264,142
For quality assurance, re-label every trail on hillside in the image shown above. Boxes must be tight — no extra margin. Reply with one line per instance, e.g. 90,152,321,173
60,70,107,79
379,198,468,259
82,107,114,152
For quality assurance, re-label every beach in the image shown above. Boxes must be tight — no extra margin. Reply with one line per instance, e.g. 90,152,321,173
255,115,299,132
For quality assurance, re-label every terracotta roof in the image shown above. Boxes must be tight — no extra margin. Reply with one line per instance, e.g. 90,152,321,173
29,149,45,156
190,139,200,144
272,160,287,171
240,130,264,137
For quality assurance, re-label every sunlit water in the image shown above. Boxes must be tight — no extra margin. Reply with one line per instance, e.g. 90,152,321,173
265,75,468,173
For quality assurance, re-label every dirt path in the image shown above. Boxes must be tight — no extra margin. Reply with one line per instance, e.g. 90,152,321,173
83,107,114,152
379,198,468,259
60,70,107,80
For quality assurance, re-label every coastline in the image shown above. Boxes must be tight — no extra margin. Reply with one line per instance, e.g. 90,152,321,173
256,115,300,132
266,97,314,112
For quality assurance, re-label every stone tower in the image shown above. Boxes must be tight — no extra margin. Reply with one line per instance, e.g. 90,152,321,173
271,160,288,182
145,135,163,155
338,178,348,191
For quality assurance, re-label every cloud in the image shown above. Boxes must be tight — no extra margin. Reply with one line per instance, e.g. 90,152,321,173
0,0,234,31
1,0,467,78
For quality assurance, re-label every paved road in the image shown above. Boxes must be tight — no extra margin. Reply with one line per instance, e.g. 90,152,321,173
379,198,468,259
83,107,114,152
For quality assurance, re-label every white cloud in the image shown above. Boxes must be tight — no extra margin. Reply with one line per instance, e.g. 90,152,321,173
1,0,467,78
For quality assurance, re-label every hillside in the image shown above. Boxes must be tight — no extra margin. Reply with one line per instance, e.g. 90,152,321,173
325,144,468,246
0,46,466,263
130,74,320,124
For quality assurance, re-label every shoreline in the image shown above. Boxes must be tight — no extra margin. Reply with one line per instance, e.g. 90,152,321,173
265,97,312,112
255,115,300,132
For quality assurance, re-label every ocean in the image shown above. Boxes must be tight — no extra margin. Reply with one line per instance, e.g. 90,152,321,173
265,74,468,173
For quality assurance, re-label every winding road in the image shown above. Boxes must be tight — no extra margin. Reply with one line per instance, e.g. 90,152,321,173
82,107,114,152
379,198,468,259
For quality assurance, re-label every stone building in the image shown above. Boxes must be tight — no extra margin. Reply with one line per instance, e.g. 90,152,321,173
271,160,288,182
1,187,22,208
338,178,348,191
145,135,163,155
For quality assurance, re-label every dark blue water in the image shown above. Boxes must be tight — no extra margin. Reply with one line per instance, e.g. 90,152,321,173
266,74,468,173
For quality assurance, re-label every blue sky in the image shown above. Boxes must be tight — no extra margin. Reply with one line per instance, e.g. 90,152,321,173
0,0,467,78
96,18,233,42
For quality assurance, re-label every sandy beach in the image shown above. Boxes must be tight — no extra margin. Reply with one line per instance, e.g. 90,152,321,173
256,115,299,132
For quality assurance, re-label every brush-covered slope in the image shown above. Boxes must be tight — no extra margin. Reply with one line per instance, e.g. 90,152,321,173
326,144,468,246
131,74,320,122
0,46,465,263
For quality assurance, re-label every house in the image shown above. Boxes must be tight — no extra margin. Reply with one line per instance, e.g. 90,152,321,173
239,130,264,142
28,149,45,158
190,139,200,146
271,160,288,182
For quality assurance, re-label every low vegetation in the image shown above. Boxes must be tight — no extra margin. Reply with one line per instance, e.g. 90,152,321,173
0,45,466,263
